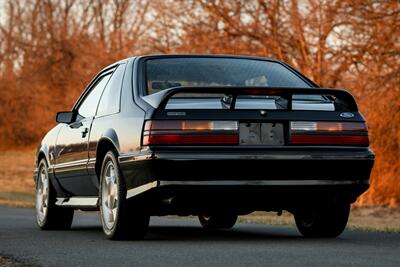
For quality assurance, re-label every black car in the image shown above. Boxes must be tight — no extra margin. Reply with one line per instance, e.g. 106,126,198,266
34,55,374,239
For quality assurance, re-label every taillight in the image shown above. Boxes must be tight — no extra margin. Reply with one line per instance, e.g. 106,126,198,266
142,120,239,145
290,121,369,146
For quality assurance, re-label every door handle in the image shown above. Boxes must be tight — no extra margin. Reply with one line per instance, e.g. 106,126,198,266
81,127,89,138
69,121,83,129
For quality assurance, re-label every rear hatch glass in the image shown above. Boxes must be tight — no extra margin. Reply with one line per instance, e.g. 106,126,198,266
145,57,311,95
145,57,333,111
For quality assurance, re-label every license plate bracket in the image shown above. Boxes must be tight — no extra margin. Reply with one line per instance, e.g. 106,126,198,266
239,123,284,145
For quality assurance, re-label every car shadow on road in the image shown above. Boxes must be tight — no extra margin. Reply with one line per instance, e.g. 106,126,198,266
146,225,301,241
70,224,310,242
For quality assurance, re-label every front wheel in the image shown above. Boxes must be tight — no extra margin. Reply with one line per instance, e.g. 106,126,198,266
198,214,238,229
99,150,150,240
294,202,350,238
36,159,74,230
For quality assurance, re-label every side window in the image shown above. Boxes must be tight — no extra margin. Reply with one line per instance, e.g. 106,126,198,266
97,64,126,116
77,73,112,119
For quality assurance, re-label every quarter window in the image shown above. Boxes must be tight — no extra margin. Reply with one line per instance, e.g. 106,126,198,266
97,64,125,116
77,73,112,118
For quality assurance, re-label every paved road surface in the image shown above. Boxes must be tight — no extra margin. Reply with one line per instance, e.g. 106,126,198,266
0,206,399,267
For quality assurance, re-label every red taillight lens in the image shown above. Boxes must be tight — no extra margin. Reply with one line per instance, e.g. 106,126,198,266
143,134,239,145
142,120,239,146
290,121,369,146
291,135,369,146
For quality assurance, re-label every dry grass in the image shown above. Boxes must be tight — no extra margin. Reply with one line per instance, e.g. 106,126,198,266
0,149,35,192
1,149,399,232
0,149,36,207
240,206,400,233
348,206,400,232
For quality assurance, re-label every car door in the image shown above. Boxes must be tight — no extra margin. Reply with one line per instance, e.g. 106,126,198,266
54,71,113,196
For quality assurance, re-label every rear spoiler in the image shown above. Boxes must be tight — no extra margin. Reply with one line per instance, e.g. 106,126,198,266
141,86,358,111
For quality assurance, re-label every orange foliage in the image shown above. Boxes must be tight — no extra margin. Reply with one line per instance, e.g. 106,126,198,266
0,0,399,206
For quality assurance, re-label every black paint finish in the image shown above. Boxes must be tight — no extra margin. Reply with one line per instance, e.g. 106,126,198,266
33,54,374,213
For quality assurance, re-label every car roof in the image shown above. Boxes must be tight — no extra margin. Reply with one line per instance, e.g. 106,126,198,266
98,57,131,73
136,54,281,62
101,54,282,71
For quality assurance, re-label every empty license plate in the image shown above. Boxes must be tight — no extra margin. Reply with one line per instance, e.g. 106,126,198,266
239,123,284,145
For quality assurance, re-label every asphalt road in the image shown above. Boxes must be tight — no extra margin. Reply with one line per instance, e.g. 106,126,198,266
0,206,399,267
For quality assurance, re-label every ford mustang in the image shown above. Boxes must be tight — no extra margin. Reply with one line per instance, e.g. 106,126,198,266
34,55,374,239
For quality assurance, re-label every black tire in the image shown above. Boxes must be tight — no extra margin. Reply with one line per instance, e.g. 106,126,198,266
35,159,74,230
198,214,238,229
99,150,150,240
294,202,350,238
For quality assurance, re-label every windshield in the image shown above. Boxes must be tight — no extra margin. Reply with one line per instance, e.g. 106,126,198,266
145,57,311,95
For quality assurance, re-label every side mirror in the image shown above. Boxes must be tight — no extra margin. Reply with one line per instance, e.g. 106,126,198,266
56,111,74,124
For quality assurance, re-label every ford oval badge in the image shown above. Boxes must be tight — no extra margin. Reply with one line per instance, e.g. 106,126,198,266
340,112,354,118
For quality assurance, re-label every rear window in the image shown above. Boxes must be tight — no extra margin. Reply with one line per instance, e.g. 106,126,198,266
145,57,311,95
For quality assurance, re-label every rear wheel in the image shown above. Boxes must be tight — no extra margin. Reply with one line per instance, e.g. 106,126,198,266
294,202,350,238
198,214,238,229
36,159,74,230
99,150,150,240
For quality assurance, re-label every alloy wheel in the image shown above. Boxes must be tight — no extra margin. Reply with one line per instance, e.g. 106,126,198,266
36,166,49,226
101,161,119,230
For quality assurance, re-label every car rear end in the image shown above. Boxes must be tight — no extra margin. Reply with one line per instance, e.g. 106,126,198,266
121,88,374,214
120,56,374,233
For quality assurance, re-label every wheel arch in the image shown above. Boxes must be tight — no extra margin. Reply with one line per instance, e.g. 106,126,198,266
35,144,50,177
37,151,47,164
95,135,120,179
36,143,50,164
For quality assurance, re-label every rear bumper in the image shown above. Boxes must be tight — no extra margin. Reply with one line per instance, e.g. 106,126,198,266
124,180,370,214
120,147,373,185
119,147,373,211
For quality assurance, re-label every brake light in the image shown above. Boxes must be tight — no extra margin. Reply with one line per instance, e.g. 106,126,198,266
290,121,369,146
142,120,239,145
243,89,283,95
